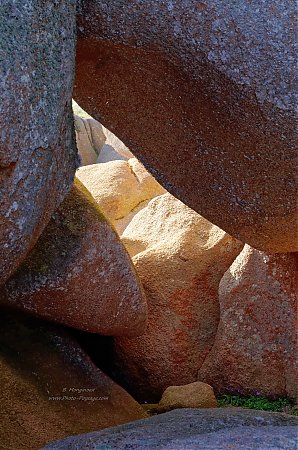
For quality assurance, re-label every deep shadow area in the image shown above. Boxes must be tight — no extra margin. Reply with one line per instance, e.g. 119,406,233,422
73,329,158,403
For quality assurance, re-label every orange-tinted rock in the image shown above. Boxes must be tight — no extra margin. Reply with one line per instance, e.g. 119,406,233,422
0,179,147,337
76,158,165,233
109,194,243,401
0,311,147,450
157,381,217,412
0,1,78,285
75,1,297,253
198,245,298,400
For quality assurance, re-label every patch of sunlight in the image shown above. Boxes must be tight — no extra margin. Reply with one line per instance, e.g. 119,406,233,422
72,99,92,119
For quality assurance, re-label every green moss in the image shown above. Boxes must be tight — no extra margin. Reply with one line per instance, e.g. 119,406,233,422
73,178,107,223
217,394,298,415
12,178,121,280
19,244,50,276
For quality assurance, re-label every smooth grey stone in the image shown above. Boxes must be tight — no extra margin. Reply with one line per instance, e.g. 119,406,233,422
43,408,298,449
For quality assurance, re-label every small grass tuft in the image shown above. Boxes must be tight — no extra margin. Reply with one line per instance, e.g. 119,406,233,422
217,394,298,415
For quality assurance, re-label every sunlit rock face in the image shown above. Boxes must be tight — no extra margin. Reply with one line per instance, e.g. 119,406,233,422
74,115,106,165
76,158,166,233
75,0,297,253
110,193,243,401
0,0,78,285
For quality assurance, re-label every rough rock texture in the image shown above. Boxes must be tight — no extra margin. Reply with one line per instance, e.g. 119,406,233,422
74,115,106,165
76,158,165,233
43,408,298,450
198,245,298,400
0,179,147,336
158,381,217,412
109,193,243,401
0,0,78,285
0,311,147,450
75,0,298,253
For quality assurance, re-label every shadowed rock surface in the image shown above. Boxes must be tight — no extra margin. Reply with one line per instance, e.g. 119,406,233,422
0,0,78,285
43,408,298,449
0,311,147,450
0,180,147,336
75,0,298,253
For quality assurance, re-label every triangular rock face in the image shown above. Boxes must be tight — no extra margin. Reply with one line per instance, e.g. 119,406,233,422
198,245,298,400
0,311,148,450
0,179,147,337
0,0,78,285
75,1,297,253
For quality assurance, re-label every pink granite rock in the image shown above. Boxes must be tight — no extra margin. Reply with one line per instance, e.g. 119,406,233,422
0,180,147,337
0,311,147,450
198,245,298,400
108,194,243,400
75,0,298,252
